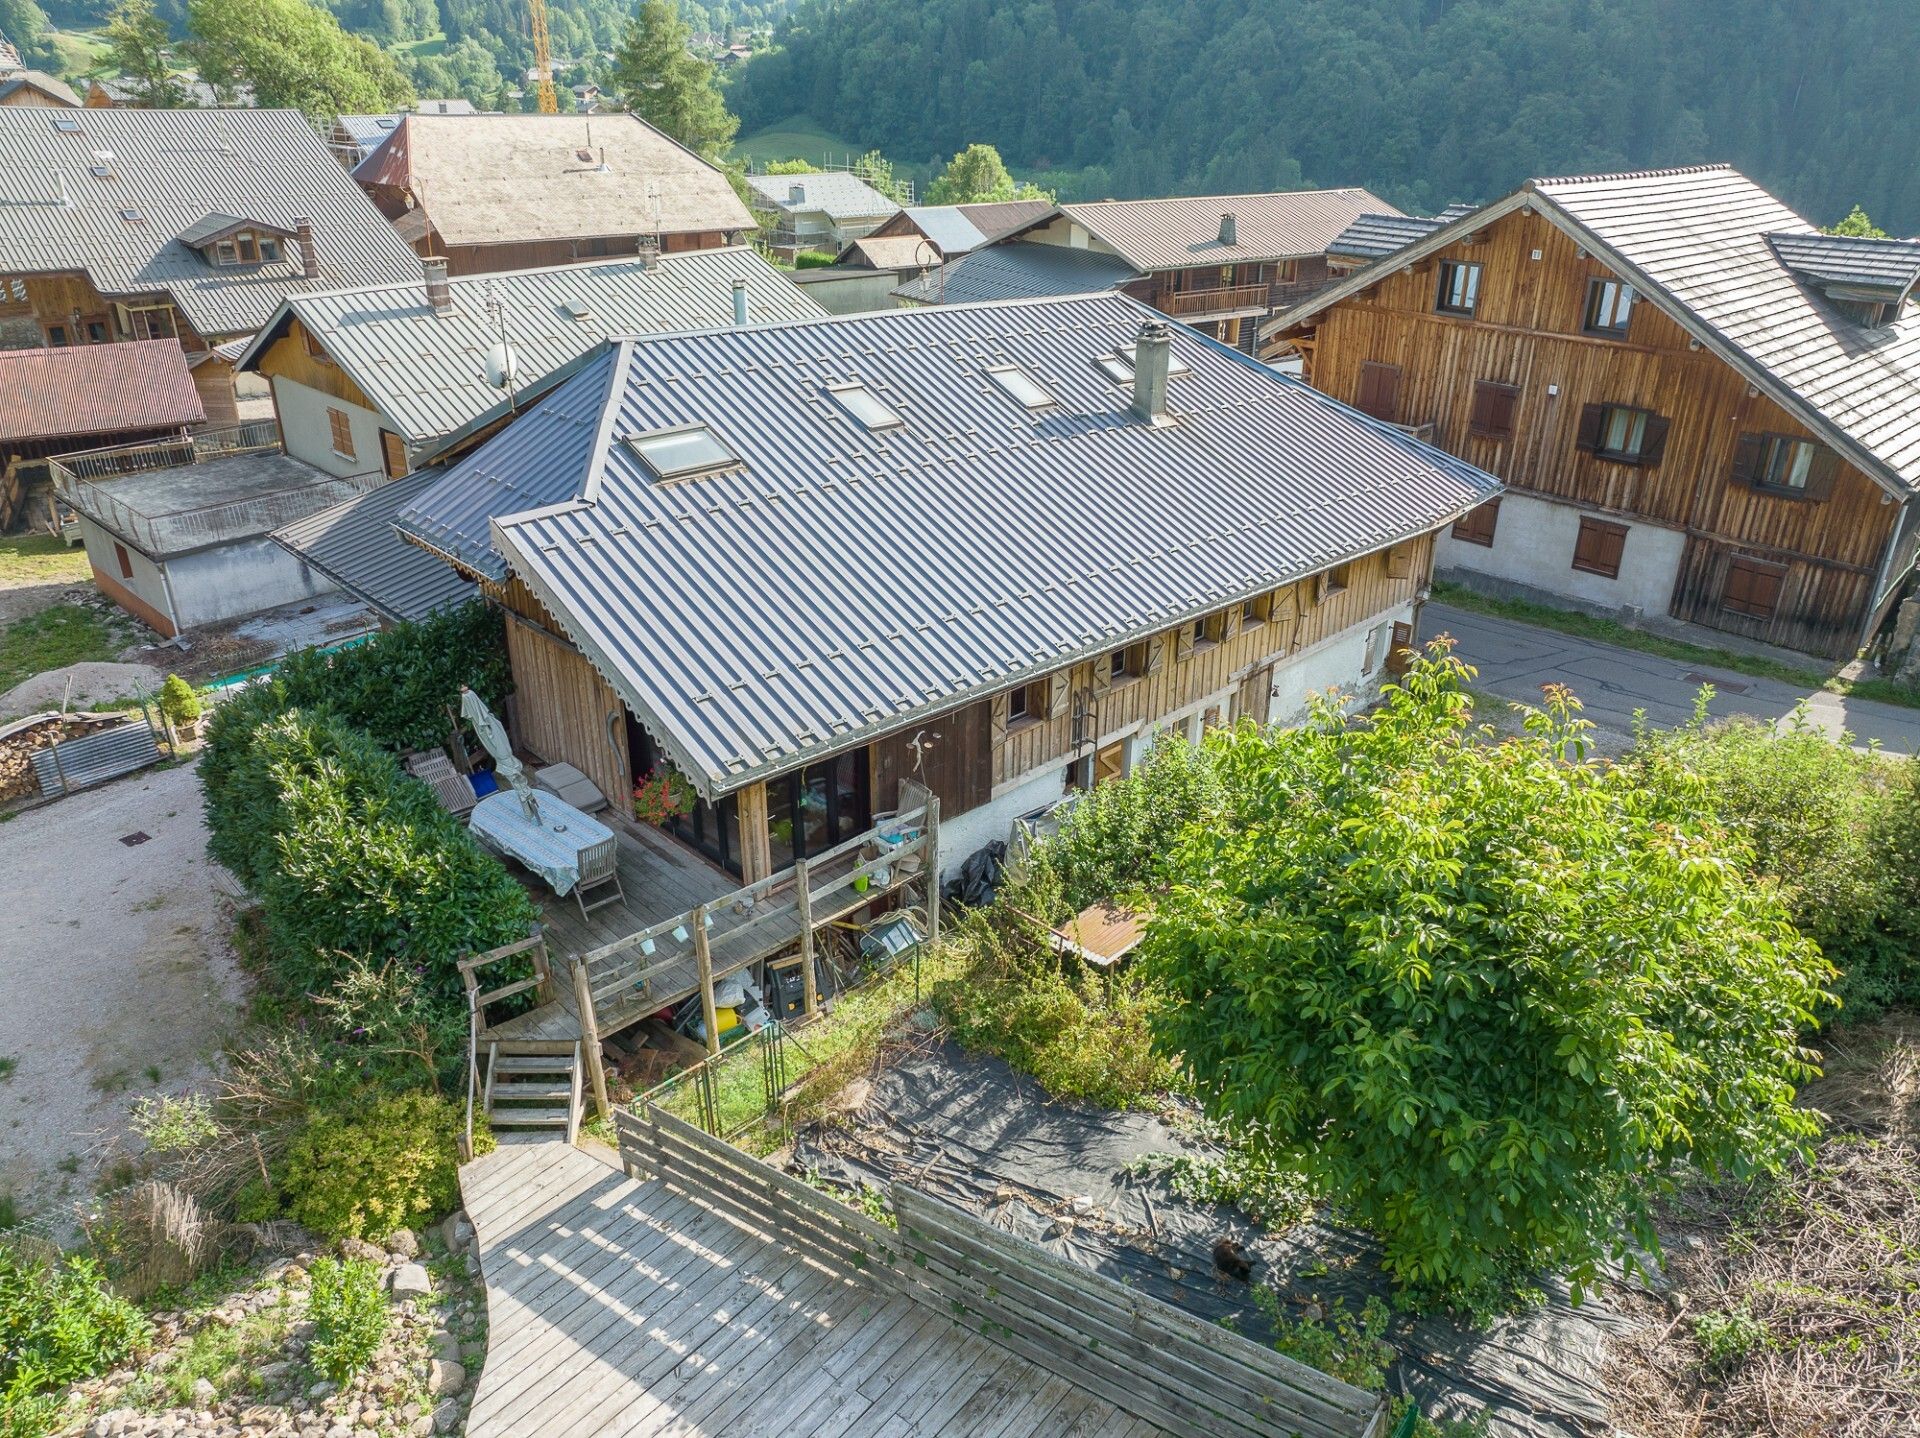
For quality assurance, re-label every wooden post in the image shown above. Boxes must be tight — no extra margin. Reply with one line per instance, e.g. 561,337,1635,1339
692,903,720,1056
570,958,610,1117
924,796,942,948
795,857,818,1015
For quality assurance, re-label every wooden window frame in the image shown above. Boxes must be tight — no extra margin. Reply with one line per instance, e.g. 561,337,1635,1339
326,407,357,461
1434,260,1482,317
1451,499,1500,547
1468,380,1521,441
1240,591,1271,627
1720,554,1787,620
1109,642,1148,685
1576,402,1669,467
1733,431,1838,501
1006,678,1047,731
1188,612,1225,653
1582,278,1635,338
1571,516,1628,579
1315,563,1351,605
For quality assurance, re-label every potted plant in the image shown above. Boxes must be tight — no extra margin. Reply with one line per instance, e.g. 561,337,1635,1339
632,768,695,826
158,673,203,744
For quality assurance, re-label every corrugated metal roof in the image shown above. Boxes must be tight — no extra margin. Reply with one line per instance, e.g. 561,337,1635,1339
892,242,1137,306
898,206,992,256
1767,232,1920,296
237,247,826,446
401,293,1500,797
746,171,900,223
1326,213,1446,262
0,107,421,339
271,469,475,622
1054,189,1399,270
0,340,205,444
351,114,754,248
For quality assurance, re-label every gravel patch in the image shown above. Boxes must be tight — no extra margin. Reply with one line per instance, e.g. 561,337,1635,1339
0,659,166,722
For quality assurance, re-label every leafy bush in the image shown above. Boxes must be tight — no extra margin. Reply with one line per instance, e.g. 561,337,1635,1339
0,1246,149,1417
1144,645,1833,1307
1045,730,1226,909
158,674,202,728
1693,1305,1770,1372
280,1092,482,1241
306,1257,389,1382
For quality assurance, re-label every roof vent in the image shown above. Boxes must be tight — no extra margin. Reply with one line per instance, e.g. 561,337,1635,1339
1131,320,1173,427
731,278,748,327
1218,211,1237,246
563,298,592,321
788,182,806,205
423,256,453,316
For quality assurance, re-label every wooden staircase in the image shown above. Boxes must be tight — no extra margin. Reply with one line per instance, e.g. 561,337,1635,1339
459,936,585,1155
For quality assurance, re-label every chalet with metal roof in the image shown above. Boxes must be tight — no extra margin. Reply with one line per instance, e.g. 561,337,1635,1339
744,171,900,260
1266,164,1920,659
351,113,755,277
394,292,1498,884
0,107,420,419
838,200,1054,268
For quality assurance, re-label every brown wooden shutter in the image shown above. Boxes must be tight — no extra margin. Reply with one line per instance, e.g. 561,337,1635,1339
1145,635,1167,675
1219,607,1240,642
1469,381,1519,439
380,431,410,478
1638,414,1670,467
1803,445,1841,500
1574,404,1606,452
1048,673,1070,718
1173,624,1194,661
990,691,1009,747
1356,361,1401,421
1090,655,1113,696
1572,517,1628,578
1385,542,1414,578
1387,621,1414,675
1729,432,1765,487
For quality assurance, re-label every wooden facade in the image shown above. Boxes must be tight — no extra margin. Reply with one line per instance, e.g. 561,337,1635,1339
1273,206,1905,657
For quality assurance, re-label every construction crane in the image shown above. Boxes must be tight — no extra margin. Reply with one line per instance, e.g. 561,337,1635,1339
529,0,559,115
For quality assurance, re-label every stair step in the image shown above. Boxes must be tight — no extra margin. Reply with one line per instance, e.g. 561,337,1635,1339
488,1112,571,1128
491,1056,577,1074
491,1081,572,1101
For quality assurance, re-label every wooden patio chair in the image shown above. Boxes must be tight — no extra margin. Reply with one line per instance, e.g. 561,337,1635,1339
404,750,478,818
572,833,626,920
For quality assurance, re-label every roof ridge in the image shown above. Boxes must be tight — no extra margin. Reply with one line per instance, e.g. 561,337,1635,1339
1530,162,1736,188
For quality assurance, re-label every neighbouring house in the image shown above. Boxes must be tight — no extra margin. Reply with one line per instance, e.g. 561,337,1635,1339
1264,164,1920,660
352,113,756,276
909,190,1399,351
0,339,205,531
1323,203,1478,274
0,107,421,420
247,246,826,615
893,241,1139,307
744,171,900,260
84,76,257,109
393,293,1499,883
837,200,1055,270
0,69,81,108
328,101,477,168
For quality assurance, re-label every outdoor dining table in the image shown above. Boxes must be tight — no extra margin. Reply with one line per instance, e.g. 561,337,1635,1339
468,789,615,898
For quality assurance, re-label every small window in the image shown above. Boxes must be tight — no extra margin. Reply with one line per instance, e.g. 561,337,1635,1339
88,164,111,180
1009,682,1030,722
1435,260,1481,316
1109,643,1146,682
113,542,133,579
1118,342,1189,376
1007,678,1046,725
563,298,593,320
1468,380,1520,440
46,324,68,347
1096,345,1190,384
626,425,740,480
986,365,1055,410
85,320,107,343
1576,403,1668,466
1571,516,1628,579
1583,279,1635,337
826,382,903,431
236,234,259,264
119,208,144,224
1240,592,1271,627
259,237,281,263
52,116,82,133
1451,498,1500,547
1721,555,1786,620
1316,564,1351,604
214,239,238,265
327,407,356,460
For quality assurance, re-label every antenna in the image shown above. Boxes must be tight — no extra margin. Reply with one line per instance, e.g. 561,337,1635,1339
482,280,521,412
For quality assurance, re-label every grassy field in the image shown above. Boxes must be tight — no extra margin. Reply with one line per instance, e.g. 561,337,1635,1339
732,114,869,171
0,606,127,692
391,31,448,57
44,28,111,81
0,535,91,591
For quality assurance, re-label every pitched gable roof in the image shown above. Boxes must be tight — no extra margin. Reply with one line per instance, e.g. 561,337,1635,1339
745,171,899,222
0,107,420,338
398,293,1499,796
0,70,81,107
1272,165,1920,495
891,241,1136,306
1038,189,1399,271
0,339,204,444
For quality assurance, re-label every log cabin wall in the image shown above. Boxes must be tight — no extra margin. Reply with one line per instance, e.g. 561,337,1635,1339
870,698,994,817
1292,208,1899,657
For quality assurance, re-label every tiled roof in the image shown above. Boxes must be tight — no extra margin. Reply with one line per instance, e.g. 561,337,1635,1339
1326,213,1446,262
1766,232,1920,297
236,247,826,448
0,340,205,444
355,114,754,247
398,293,1500,796
0,70,81,106
1051,189,1399,270
746,171,899,222
0,107,421,339
271,469,475,623
891,242,1137,305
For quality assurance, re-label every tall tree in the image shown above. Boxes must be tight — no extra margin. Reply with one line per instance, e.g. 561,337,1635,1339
104,0,185,108
610,0,738,157
1824,205,1889,238
185,0,414,123
925,143,1051,204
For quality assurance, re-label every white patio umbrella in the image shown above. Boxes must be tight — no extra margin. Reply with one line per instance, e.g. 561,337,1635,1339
459,685,537,819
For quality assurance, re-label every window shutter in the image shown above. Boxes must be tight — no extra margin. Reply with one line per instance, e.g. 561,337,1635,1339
1146,635,1167,675
1174,625,1193,661
1575,404,1606,452
1357,361,1400,422
1091,656,1112,696
1729,432,1764,487
1469,381,1518,439
1048,674,1070,718
1803,445,1840,500
1639,414,1671,467
1270,586,1299,626
1602,524,1626,574
1219,608,1240,642
1385,542,1414,578
990,692,1009,746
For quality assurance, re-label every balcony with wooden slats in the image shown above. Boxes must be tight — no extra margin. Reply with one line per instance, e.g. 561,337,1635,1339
1153,281,1272,320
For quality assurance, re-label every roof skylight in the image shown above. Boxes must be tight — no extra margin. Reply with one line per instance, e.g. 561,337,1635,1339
985,365,1056,410
51,116,82,134
625,425,740,481
826,382,904,431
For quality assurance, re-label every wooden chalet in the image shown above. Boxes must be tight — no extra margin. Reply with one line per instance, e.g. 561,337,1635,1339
1265,165,1920,659
391,294,1498,1130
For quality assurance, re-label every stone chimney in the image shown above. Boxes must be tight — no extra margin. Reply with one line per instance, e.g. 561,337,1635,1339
1219,211,1237,246
423,256,453,316
1131,321,1173,426
294,217,319,280
731,277,748,327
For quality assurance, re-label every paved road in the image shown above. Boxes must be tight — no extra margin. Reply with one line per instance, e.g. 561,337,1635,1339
1421,602,1920,755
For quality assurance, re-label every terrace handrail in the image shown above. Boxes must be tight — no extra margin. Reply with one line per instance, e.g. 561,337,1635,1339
1158,281,1272,318
50,419,282,481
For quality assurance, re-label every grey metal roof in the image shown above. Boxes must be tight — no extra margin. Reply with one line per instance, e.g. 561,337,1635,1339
1048,189,1398,270
1326,213,1445,262
399,293,1500,797
0,107,422,339
271,470,475,622
236,247,826,447
899,206,992,256
892,242,1138,306
1766,232,1920,299
746,171,900,222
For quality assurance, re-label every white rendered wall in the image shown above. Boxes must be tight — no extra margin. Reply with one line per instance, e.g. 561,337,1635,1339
166,537,334,629
1435,490,1685,618
271,376,390,479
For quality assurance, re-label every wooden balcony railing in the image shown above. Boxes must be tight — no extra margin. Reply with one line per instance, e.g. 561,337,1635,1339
1155,282,1272,318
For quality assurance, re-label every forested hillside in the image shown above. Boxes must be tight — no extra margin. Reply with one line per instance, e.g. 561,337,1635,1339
733,0,1920,233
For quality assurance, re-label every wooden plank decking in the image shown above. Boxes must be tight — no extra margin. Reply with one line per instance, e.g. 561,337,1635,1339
460,1141,1165,1438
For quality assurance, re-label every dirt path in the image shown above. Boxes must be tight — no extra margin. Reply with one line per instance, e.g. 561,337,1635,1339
0,761,249,1235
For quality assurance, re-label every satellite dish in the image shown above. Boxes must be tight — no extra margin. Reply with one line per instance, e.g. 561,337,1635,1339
483,341,520,389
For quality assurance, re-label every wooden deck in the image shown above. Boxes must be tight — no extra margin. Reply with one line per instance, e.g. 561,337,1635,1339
460,1140,1164,1438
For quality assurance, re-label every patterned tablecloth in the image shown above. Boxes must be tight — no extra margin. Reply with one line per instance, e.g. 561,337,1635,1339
468,790,613,896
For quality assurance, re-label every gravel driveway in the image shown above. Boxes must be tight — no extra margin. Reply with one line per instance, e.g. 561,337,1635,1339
0,761,248,1234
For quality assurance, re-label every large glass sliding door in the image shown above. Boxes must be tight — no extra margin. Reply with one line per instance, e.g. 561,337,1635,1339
767,752,870,871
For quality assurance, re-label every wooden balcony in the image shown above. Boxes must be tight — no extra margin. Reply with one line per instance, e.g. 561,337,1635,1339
1154,282,1272,319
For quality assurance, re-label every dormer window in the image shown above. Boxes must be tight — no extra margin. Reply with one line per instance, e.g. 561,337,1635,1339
626,424,741,481
985,365,1055,410
826,382,903,431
